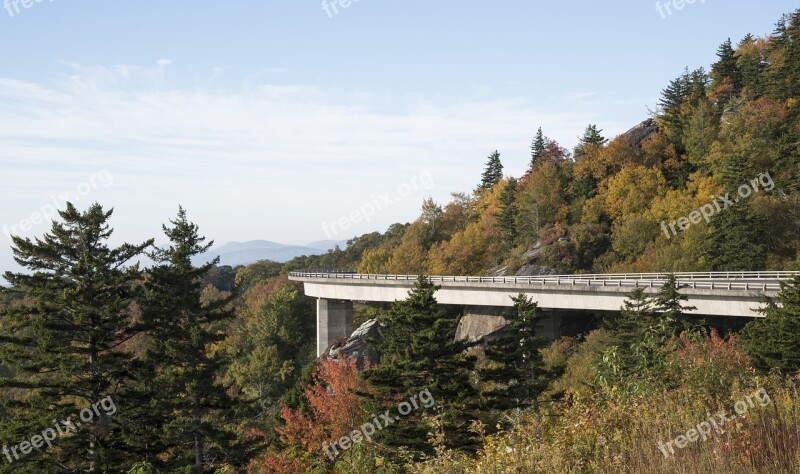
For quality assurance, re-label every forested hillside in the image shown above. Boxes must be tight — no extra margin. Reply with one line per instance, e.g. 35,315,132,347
336,14,800,277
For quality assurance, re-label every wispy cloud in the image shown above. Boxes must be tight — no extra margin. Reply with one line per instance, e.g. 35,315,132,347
0,61,641,271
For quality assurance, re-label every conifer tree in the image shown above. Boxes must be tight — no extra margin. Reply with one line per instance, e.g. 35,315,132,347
713,39,740,85
683,100,717,170
479,151,503,190
659,68,692,149
687,68,709,105
495,178,519,250
651,274,701,337
704,155,766,271
480,294,547,412
740,275,800,373
737,34,766,96
0,203,152,472
604,288,655,373
364,276,478,457
711,38,741,105
530,127,547,168
607,287,655,343
139,208,246,473
574,124,607,159
765,10,800,101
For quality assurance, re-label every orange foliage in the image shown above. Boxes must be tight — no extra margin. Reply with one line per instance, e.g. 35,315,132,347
278,356,372,453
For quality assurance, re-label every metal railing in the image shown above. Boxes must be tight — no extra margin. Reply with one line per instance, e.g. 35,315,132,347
288,270,800,292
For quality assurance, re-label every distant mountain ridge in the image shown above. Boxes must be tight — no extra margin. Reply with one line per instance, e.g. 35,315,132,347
195,239,347,267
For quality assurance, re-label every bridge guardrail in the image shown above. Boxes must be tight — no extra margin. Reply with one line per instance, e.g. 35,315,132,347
289,271,800,292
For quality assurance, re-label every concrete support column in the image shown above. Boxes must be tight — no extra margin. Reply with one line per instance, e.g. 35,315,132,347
536,310,563,341
317,298,354,357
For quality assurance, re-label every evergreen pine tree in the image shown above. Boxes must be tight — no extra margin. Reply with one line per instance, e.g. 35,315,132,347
495,178,519,250
687,68,709,105
740,275,800,373
530,127,547,168
479,151,503,190
0,203,152,472
607,288,655,342
364,276,478,457
574,124,607,159
711,38,742,105
737,34,766,96
480,294,547,412
659,68,692,149
766,11,800,101
139,208,246,473
651,274,701,336
604,287,655,373
704,155,766,271
683,100,717,170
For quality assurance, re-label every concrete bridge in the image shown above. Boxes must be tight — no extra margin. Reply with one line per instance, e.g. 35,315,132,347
288,271,798,356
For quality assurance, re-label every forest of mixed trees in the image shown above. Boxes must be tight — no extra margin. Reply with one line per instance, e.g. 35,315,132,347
2,9,800,474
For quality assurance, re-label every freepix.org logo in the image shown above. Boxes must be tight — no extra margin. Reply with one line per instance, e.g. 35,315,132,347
4,0,55,18
321,0,362,18
655,0,706,19
2,169,114,242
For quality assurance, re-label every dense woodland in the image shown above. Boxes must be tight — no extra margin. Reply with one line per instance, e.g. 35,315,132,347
2,10,800,474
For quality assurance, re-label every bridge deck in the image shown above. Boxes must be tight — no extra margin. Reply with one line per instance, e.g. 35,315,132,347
289,271,800,318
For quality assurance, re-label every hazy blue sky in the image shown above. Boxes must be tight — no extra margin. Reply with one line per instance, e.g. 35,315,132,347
0,0,796,271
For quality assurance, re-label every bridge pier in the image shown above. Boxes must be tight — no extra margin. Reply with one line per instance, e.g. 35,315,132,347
536,310,563,341
317,298,354,357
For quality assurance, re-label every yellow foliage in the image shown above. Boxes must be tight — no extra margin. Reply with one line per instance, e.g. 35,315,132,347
601,165,667,221
358,246,391,274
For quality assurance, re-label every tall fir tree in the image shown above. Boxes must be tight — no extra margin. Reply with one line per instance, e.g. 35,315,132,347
139,208,247,473
0,203,152,472
766,10,800,101
480,294,547,412
479,151,504,190
683,99,717,171
607,288,655,343
736,34,766,96
364,276,478,458
711,38,742,107
740,275,800,373
650,274,701,337
659,68,693,150
570,125,606,200
495,178,519,250
704,155,766,271
574,124,607,159
530,127,547,169
604,288,655,374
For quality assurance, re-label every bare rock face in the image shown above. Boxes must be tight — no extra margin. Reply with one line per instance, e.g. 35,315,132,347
514,264,561,277
326,319,382,368
455,307,510,342
620,118,659,149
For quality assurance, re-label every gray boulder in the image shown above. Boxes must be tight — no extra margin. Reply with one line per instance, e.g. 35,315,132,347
326,318,382,368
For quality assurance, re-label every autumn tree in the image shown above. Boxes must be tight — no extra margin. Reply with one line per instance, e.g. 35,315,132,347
224,280,315,416
278,357,371,458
